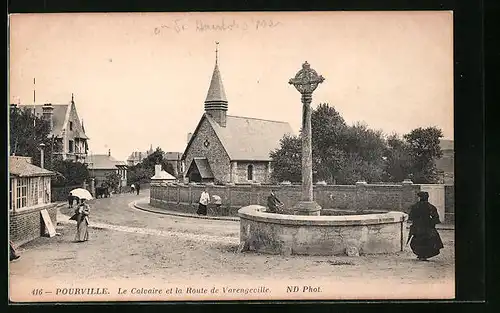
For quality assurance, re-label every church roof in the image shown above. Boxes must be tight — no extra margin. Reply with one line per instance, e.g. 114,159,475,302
205,114,293,161
205,64,227,103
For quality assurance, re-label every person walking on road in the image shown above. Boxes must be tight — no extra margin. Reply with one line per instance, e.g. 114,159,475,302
70,199,90,242
407,191,444,261
136,182,141,195
197,188,210,216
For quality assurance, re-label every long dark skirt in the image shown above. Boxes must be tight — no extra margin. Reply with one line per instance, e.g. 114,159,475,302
197,204,207,215
410,228,444,259
75,216,89,242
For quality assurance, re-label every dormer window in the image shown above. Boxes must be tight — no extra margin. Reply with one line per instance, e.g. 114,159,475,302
69,122,73,131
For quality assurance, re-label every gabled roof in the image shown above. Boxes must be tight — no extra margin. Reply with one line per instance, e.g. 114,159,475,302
183,113,293,162
9,156,56,177
19,103,88,139
188,158,214,179
206,114,293,161
205,64,227,103
87,155,126,170
151,170,176,180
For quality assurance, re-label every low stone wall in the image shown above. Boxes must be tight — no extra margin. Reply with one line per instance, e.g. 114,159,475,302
150,181,422,217
9,203,58,246
238,205,408,256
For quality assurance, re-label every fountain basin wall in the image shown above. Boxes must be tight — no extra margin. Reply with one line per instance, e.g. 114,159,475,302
238,205,408,256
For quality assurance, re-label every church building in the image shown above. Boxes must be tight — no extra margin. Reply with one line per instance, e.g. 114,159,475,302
182,49,293,184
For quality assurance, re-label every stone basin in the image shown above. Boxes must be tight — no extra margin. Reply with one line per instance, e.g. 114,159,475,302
238,205,408,256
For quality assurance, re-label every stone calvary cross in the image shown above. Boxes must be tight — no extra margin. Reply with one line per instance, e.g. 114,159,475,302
289,61,325,216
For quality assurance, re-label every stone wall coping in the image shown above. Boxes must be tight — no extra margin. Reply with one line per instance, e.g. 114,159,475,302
10,203,57,216
152,183,424,189
238,205,408,226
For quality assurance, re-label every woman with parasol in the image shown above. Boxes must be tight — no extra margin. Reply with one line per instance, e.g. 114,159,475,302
69,188,93,242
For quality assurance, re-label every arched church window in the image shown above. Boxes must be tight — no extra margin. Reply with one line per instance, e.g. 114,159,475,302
247,165,254,181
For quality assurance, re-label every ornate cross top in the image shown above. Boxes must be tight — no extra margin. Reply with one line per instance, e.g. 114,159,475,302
289,61,325,95
215,41,220,65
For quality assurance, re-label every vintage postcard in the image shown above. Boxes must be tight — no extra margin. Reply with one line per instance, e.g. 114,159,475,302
8,11,454,302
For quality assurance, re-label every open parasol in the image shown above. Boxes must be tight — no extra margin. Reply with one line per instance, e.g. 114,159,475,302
70,188,93,200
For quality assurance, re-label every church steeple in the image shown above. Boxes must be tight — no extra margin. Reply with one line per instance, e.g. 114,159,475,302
204,42,228,127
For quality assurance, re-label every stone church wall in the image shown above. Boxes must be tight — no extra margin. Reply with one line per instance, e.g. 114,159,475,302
235,162,270,184
183,117,231,183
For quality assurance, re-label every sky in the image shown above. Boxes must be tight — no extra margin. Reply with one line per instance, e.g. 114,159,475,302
9,11,453,162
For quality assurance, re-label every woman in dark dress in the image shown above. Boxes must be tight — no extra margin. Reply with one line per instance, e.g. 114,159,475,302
408,191,444,261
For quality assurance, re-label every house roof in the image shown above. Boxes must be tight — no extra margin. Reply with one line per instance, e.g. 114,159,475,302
205,64,227,103
205,114,293,161
88,155,127,170
151,170,176,180
20,103,88,139
9,156,56,177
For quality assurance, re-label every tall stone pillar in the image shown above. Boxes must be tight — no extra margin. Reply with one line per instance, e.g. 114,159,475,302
230,161,238,184
288,61,325,216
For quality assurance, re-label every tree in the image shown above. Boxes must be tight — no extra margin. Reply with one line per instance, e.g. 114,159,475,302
127,147,176,184
269,135,302,183
382,134,413,182
9,106,52,168
311,103,348,183
104,172,121,191
339,123,386,184
49,160,90,187
403,127,443,183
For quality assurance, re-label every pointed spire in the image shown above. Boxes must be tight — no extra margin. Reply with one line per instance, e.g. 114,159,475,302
71,93,74,104
205,42,227,104
215,41,219,65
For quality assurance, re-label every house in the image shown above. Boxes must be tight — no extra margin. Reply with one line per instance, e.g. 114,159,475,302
127,145,154,166
16,94,89,163
164,152,183,177
87,150,128,189
9,156,57,244
181,55,293,184
436,139,454,184
151,164,176,183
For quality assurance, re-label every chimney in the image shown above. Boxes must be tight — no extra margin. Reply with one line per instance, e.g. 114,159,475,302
187,132,193,143
42,103,54,129
155,164,162,177
108,149,111,157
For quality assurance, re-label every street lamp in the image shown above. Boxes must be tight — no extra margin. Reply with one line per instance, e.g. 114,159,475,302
39,143,46,169
289,61,325,216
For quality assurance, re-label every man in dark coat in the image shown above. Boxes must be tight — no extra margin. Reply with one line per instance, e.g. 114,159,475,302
267,190,284,213
408,191,444,261
136,182,141,195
